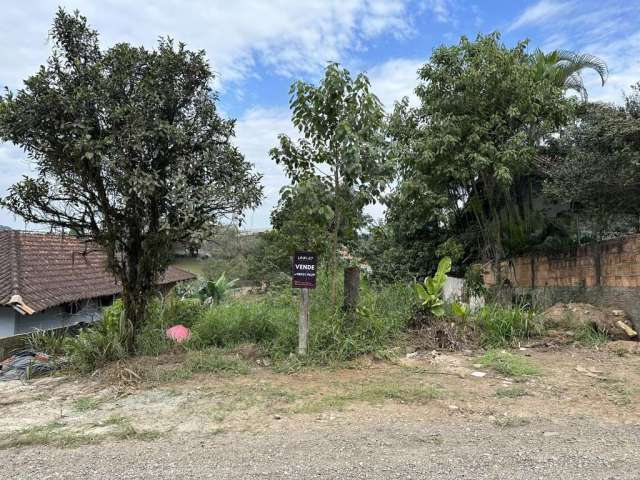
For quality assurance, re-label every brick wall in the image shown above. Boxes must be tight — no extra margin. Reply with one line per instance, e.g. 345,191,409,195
483,234,640,330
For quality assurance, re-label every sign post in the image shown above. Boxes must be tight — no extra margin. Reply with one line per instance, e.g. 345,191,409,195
292,251,316,355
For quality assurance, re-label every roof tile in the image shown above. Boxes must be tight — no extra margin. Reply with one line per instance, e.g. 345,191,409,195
0,231,195,313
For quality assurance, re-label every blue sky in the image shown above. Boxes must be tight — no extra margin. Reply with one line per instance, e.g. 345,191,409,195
1,0,639,230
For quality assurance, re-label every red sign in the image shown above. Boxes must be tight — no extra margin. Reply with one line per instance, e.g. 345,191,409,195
292,251,316,288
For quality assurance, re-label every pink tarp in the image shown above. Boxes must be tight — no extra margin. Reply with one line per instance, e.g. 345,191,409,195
166,324,191,343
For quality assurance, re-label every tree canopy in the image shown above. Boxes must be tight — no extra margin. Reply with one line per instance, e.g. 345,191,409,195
270,63,389,301
386,33,574,275
0,9,262,341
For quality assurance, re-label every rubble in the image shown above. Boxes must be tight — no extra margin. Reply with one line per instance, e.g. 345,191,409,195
543,303,637,340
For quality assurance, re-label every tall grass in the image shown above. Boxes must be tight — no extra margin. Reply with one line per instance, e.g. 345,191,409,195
63,300,130,373
192,274,413,362
474,303,544,347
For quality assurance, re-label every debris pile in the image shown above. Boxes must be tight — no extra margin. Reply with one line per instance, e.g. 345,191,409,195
0,350,58,380
543,303,637,340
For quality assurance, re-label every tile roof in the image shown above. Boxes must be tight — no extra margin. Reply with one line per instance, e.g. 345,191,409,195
0,231,195,314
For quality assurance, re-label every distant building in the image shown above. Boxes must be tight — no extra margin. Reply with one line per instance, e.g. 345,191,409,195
0,231,195,338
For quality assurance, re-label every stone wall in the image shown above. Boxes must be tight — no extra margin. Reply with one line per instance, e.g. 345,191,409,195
483,234,640,330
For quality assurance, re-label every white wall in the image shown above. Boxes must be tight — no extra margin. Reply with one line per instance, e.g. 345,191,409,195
443,276,485,311
0,307,16,338
14,299,102,335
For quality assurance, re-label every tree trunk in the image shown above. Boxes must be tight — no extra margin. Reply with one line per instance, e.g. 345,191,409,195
121,283,147,352
330,168,341,306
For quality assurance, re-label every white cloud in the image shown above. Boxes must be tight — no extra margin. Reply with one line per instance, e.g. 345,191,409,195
509,1,640,104
508,0,575,32
233,107,296,229
0,0,417,91
368,58,423,111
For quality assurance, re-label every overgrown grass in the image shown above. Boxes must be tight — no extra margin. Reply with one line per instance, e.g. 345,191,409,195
191,275,413,364
478,350,540,378
474,303,544,347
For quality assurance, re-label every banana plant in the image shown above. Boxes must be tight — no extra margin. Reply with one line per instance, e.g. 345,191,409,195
414,256,452,317
451,301,471,320
200,272,239,305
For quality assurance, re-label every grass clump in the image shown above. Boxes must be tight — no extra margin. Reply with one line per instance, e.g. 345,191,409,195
63,301,129,373
72,396,103,412
495,386,528,398
478,350,540,378
0,422,97,450
475,303,544,347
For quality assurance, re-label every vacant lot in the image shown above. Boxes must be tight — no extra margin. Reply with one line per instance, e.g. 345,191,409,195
1,344,639,479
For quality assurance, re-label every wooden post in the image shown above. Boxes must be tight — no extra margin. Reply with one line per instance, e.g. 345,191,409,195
343,267,360,322
298,288,309,355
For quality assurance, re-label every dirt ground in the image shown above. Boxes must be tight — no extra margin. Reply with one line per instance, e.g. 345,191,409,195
1,343,640,479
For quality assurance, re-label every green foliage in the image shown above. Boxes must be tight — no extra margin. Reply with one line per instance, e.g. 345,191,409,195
0,9,262,340
450,301,471,320
200,272,238,304
464,265,488,298
475,303,544,347
192,273,413,363
543,102,640,239
63,300,130,373
387,33,573,265
270,63,390,300
26,329,67,355
413,257,451,317
478,350,540,378
529,48,608,101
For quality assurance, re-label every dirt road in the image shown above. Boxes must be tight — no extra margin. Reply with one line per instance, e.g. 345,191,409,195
1,346,639,479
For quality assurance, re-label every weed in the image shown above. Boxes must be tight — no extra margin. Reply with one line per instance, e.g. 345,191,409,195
475,303,544,347
574,325,609,347
0,422,97,450
63,300,130,373
191,276,413,363
495,386,528,398
478,351,540,378
493,416,531,428
72,396,103,412
184,349,249,375
26,329,67,355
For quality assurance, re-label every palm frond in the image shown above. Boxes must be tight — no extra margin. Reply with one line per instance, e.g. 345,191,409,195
556,50,608,85
564,72,588,101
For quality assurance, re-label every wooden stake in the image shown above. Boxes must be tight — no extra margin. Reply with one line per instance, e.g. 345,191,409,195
298,288,309,355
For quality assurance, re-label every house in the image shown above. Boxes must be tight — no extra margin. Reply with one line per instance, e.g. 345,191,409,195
0,230,196,338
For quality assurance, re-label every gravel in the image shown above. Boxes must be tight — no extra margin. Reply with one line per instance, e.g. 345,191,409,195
3,416,639,479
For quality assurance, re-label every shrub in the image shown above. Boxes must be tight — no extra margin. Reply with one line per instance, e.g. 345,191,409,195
474,303,544,347
63,300,130,373
26,329,67,355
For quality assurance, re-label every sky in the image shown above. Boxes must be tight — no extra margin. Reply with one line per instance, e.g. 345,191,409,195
1,0,639,230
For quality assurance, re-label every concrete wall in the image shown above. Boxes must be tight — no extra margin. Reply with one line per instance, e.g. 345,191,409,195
0,307,16,338
483,234,640,329
12,299,103,336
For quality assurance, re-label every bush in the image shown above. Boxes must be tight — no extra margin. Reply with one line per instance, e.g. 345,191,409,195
474,303,544,347
63,300,130,373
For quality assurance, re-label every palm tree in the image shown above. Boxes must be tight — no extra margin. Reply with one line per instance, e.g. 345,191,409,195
530,49,608,100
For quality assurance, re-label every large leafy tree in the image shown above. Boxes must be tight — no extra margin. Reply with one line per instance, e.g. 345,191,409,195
529,49,608,100
270,63,389,303
388,33,573,270
0,9,262,344
542,101,640,239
